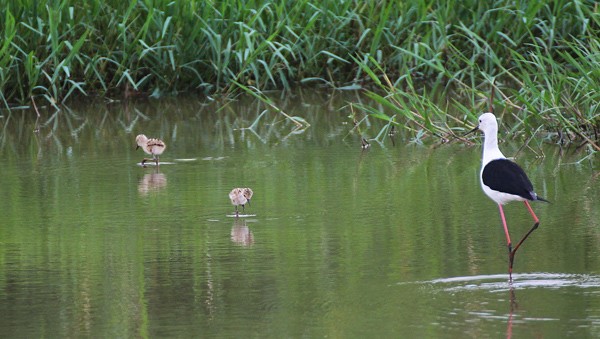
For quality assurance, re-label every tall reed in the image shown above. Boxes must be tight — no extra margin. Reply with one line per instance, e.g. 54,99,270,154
0,0,598,146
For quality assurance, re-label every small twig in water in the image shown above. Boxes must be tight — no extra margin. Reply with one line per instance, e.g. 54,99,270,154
31,96,41,117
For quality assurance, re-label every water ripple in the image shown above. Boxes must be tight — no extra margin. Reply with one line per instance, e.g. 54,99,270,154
424,272,600,292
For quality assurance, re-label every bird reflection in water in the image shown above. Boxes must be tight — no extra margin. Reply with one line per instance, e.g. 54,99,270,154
138,171,167,195
506,283,517,339
231,219,254,246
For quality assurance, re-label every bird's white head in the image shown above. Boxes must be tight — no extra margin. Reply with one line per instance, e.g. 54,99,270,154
135,134,148,148
243,188,253,204
476,113,498,136
474,112,505,162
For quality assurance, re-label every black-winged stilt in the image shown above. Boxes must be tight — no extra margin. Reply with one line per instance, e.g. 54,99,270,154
229,187,254,217
136,134,166,167
468,113,549,275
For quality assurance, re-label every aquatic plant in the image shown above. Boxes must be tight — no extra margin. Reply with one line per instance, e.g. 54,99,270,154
350,1,600,149
0,0,598,148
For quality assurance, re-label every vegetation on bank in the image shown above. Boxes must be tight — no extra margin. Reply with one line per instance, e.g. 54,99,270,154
0,0,598,148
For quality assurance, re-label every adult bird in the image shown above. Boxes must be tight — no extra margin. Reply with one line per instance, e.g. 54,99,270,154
135,134,166,167
468,113,549,275
229,187,253,217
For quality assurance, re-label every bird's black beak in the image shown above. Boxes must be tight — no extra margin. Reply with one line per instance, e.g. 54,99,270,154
246,199,251,206
136,145,140,150
464,125,479,136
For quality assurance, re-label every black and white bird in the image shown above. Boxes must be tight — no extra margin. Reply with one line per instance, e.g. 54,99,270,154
468,113,549,275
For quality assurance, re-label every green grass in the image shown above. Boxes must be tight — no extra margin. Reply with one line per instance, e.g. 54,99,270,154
0,0,599,148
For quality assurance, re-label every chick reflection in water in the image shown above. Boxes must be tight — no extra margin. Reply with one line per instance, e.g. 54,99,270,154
228,187,254,217
231,220,254,246
138,172,167,195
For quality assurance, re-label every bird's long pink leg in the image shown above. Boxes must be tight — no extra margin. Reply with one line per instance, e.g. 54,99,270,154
498,204,512,250
498,204,514,274
524,200,540,223
511,201,540,256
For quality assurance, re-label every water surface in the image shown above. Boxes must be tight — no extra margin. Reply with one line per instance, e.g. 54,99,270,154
1,92,599,337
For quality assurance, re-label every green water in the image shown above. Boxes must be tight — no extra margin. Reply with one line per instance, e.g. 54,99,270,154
1,92,599,338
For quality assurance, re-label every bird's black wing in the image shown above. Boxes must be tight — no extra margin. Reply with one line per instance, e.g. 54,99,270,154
482,159,536,200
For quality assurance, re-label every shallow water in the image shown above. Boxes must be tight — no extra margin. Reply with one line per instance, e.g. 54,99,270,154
0,91,599,337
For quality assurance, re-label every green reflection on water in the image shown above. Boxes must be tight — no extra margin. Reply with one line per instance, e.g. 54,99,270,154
0,92,599,338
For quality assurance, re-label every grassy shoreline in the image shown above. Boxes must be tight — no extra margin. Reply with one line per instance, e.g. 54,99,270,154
0,1,598,147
